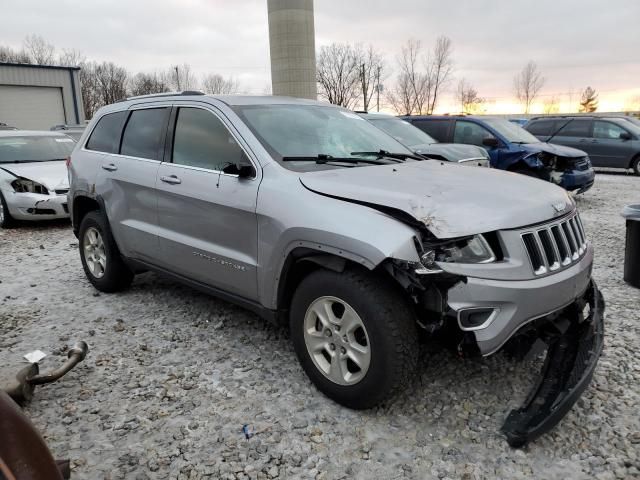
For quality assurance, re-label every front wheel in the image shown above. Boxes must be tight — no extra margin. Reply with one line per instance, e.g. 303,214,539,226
289,268,418,409
0,192,15,228
632,156,640,176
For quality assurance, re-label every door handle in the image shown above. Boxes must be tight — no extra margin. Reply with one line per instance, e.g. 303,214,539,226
101,164,117,172
160,175,182,185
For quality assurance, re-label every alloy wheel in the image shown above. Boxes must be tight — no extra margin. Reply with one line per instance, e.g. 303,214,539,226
83,227,107,279
303,296,371,386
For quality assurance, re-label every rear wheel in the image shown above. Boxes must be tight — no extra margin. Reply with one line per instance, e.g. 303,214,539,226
78,210,133,292
0,192,15,228
290,268,418,409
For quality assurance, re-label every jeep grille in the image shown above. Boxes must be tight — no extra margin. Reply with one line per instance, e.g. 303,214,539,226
521,212,587,276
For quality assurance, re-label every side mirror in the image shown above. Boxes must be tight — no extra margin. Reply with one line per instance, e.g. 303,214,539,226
619,132,632,141
222,154,256,178
482,137,499,148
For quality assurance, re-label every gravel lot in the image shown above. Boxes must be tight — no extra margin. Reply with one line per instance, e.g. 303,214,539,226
0,172,639,480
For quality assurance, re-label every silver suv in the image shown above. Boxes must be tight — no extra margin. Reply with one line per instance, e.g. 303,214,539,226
68,93,604,447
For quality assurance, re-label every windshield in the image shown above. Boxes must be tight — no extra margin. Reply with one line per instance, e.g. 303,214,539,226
368,117,437,147
0,135,75,163
233,105,412,170
482,118,540,144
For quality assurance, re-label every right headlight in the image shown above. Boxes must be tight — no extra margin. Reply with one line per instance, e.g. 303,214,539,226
416,234,496,274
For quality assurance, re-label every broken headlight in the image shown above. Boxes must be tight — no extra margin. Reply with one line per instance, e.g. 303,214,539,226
11,178,49,195
417,235,496,274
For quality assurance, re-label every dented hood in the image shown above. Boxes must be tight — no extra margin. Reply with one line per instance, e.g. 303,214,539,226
0,161,69,190
521,142,587,158
299,161,573,239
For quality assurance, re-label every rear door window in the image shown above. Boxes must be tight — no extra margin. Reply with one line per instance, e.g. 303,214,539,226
85,111,127,153
120,108,170,160
593,121,628,140
171,107,245,171
556,119,591,137
411,119,450,142
453,120,496,147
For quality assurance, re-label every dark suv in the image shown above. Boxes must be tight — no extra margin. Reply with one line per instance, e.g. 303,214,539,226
402,115,595,192
526,116,640,175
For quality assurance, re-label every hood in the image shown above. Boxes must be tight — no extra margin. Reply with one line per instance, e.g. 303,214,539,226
0,161,69,190
521,142,587,158
412,143,488,162
299,161,573,239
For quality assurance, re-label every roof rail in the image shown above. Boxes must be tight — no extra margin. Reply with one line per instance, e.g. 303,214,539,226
118,90,206,102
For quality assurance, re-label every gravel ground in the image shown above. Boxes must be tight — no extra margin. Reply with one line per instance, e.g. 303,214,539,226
0,172,639,480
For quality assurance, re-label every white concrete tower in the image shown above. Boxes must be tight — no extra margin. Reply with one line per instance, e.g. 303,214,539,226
267,0,317,99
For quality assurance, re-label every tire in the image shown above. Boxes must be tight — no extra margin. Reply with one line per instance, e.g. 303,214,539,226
0,191,15,228
632,156,640,176
78,210,133,292
289,267,418,409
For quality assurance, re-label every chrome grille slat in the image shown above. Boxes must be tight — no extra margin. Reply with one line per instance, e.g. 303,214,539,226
521,212,588,276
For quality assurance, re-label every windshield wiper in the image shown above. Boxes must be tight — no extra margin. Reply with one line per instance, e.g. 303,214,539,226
351,150,425,161
281,154,392,165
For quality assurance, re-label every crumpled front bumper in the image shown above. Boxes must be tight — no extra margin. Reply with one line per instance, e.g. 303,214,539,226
501,280,604,447
4,191,69,220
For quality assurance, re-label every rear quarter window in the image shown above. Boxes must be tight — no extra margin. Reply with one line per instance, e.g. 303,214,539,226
410,119,450,142
85,111,127,153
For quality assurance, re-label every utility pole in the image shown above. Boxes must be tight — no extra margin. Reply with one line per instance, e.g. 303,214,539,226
175,66,180,91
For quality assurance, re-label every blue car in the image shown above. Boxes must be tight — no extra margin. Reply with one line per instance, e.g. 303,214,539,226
401,115,595,193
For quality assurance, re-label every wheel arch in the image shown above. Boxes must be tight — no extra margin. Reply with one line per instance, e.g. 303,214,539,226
71,194,102,237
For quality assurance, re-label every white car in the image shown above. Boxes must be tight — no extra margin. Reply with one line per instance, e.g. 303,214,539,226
0,130,75,227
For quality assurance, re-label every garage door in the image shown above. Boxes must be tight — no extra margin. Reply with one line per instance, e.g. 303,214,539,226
0,85,65,130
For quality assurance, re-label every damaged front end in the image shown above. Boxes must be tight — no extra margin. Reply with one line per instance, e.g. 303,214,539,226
501,282,604,447
522,151,595,193
384,226,604,447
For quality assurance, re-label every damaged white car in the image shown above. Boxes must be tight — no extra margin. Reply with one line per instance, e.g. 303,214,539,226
0,131,75,228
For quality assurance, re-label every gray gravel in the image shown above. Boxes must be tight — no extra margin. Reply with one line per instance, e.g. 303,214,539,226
0,172,639,480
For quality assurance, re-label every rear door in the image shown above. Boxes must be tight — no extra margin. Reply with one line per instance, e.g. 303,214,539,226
590,120,634,168
93,105,170,261
155,104,260,300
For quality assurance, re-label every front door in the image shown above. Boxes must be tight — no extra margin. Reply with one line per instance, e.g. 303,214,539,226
590,120,634,168
156,106,260,300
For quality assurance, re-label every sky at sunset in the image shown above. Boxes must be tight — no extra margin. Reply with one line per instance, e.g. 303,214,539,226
2,0,639,114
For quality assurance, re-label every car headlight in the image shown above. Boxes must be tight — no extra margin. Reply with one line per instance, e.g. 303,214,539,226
11,178,49,195
416,235,496,274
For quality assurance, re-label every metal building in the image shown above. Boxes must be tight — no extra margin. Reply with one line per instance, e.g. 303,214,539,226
267,0,317,99
0,62,85,130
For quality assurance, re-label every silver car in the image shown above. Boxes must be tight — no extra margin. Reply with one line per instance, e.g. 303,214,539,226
0,130,75,227
68,93,604,447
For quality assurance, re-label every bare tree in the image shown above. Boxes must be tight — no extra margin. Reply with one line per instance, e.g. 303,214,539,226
316,43,361,108
79,62,102,119
357,45,385,112
129,72,170,97
58,49,85,67
426,36,454,114
456,78,483,113
202,73,240,95
579,86,598,113
513,61,545,113
543,95,560,114
169,64,198,91
23,34,55,65
95,62,128,105
386,73,415,116
0,45,32,63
